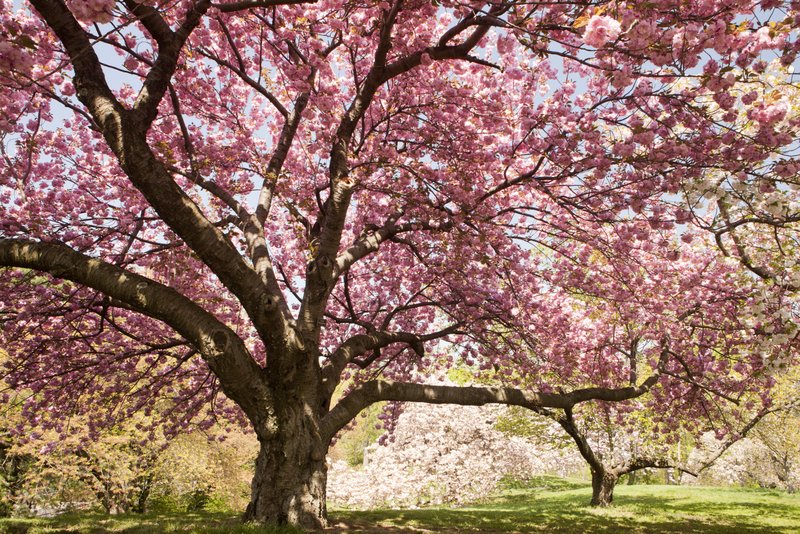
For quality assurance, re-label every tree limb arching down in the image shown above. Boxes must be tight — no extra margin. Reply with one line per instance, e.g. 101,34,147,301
2,0,800,528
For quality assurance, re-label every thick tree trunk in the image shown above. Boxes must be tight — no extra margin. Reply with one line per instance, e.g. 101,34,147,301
243,435,327,529
590,469,617,507
243,363,329,531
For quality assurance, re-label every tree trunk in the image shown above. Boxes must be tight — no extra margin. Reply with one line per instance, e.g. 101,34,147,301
590,469,617,507
243,435,327,529
243,368,329,531
132,473,153,513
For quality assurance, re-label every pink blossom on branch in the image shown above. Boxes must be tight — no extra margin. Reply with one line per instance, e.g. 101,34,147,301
583,15,622,48
66,0,114,23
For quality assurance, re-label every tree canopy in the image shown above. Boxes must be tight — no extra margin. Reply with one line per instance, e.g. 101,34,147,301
1,0,799,527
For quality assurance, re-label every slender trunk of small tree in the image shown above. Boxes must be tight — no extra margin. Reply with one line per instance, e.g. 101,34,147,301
590,469,617,507
132,473,153,513
555,408,619,508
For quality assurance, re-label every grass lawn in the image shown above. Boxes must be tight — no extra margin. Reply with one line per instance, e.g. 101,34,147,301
2,477,799,533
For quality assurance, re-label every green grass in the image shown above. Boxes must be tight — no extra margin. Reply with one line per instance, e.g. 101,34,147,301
3,477,800,533
330,477,800,533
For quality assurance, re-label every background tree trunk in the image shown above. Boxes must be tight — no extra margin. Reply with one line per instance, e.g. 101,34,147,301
590,469,617,507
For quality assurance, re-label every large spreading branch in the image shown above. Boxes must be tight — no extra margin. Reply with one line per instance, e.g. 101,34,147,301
321,339,669,441
320,374,664,443
0,239,273,426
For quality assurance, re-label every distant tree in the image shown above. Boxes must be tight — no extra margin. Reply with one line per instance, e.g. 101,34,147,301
2,410,168,515
0,431,32,517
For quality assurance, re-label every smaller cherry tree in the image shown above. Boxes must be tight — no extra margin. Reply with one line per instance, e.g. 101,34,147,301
457,228,799,506
531,396,779,506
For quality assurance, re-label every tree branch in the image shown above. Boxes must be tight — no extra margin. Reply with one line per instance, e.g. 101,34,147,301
320,324,461,395
320,361,666,443
335,215,453,274
618,456,698,478
123,0,174,45
29,0,123,137
211,0,316,12
693,403,795,473
0,238,273,426
132,0,211,126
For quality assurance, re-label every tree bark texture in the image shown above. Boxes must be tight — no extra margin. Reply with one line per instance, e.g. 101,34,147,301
590,469,617,507
243,415,328,529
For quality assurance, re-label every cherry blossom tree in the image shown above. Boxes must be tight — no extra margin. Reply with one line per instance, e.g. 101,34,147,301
458,228,797,505
531,397,781,506
2,0,800,528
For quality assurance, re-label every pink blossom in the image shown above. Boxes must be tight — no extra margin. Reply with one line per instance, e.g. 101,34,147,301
583,16,622,48
67,0,114,23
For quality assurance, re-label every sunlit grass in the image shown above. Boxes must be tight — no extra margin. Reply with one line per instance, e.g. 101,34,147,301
329,477,800,533
2,477,799,533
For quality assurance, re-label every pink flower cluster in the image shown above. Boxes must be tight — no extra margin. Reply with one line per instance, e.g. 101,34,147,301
583,15,622,48
67,0,115,23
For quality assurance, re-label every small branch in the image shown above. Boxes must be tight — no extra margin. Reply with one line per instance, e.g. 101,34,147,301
694,403,796,473
321,325,460,395
123,0,174,45
211,0,316,12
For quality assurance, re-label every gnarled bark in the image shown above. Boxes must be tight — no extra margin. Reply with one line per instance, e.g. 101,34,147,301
590,469,617,507
244,437,328,529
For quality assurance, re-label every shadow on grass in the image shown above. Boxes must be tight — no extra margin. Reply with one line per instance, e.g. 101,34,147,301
330,483,800,533
3,483,799,533
331,507,795,533
0,512,302,534
616,487,800,525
